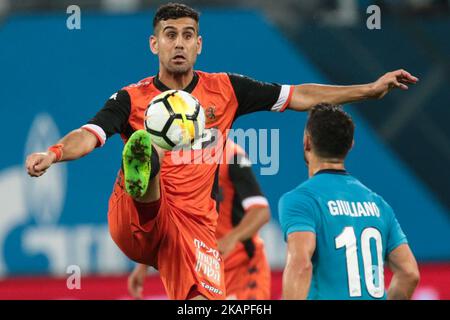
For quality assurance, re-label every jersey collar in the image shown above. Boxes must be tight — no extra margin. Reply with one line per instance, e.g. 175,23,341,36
153,71,199,93
314,169,349,176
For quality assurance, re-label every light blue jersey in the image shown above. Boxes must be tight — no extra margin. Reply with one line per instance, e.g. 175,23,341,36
279,169,407,300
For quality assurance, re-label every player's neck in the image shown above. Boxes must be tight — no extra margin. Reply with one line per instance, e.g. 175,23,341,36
308,159,345,178
157,69,195,90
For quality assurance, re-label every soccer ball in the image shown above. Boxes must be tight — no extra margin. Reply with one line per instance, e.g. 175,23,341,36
144,90,205,150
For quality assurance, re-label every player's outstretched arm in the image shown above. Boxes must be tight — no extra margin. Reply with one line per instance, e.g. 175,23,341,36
26,128,98,177
387,244,420,300
282,232,316,300
288,69,419,111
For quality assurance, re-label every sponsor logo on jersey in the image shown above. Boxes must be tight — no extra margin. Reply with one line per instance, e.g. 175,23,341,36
200,281,223,295
194,238,221,286
205,105,216,123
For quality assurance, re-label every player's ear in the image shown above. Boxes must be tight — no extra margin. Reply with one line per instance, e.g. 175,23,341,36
350,139,355,150
304,132,312,152
150,35,158,55
197,35,202,55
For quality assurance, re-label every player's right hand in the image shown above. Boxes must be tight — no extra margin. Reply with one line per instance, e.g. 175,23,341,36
128,264,148,300
369,69,419,99
26,152,56,177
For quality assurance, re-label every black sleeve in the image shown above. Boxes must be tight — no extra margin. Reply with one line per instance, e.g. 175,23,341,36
228,153,265,200
86,90,131,139
227,73,282,117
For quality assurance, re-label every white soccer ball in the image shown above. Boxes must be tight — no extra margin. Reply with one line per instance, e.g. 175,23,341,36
144,90,205,150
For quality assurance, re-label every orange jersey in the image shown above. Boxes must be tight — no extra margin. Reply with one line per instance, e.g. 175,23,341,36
123,71,237,233
84,71,293,228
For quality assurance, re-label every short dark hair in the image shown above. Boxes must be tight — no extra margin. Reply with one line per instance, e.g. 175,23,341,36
305,104,355,159
153,3,200,29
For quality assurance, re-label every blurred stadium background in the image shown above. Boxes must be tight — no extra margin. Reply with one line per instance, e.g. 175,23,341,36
0,0,449,299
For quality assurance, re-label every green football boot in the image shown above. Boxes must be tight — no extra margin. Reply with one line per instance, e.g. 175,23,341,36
122,130,152,198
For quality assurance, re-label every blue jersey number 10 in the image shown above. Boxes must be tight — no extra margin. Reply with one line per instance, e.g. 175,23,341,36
335,226,385,298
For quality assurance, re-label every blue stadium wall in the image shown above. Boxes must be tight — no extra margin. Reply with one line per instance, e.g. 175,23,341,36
0,10,449,275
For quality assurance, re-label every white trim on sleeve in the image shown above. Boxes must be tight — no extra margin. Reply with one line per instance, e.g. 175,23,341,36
81,124,106,147
242,196,269,211
271,85,291,112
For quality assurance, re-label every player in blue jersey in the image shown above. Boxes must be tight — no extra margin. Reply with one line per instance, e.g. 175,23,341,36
279,104,419,300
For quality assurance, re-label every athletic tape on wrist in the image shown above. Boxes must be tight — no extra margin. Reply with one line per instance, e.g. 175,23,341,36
48,144,64,162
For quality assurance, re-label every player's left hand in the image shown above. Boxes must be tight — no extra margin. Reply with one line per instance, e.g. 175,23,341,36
217,234,239,259
369,69,419,99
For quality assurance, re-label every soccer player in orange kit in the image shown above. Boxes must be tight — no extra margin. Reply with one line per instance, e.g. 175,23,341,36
25,3,418,300
128,139,271,300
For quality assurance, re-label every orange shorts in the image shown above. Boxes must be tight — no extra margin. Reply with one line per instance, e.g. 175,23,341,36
107,173,226,300
224,247,271,300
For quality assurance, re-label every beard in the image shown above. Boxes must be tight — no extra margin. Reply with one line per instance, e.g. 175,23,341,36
167,64,191,75
165,58,195,76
